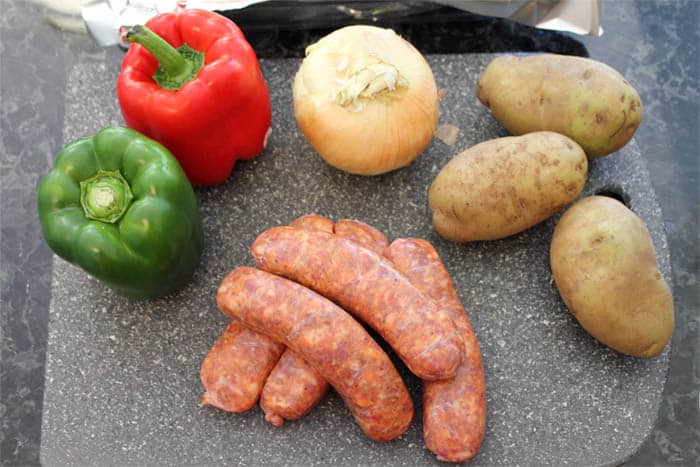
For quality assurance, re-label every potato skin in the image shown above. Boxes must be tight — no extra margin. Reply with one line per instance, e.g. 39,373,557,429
550,196,674,358
428,132,587,242
477,54,643,159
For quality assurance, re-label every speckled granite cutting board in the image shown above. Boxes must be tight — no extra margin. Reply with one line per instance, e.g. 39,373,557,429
41,54,670,466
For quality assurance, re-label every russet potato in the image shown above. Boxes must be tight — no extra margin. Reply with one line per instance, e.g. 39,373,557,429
550,196,674,357
477,54,643,159
428,132,587,242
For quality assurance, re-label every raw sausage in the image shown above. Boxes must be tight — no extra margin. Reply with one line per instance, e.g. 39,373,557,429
216,267,413,441
259,219,389,427
198,214,332,424
260,350,330,427
290,213,334,233
251,226,463,381
259,214,334,427
385,239,486,462
200,320,285,412
334,219,389,254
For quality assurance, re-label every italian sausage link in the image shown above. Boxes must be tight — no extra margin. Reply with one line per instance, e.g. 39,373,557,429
199,214,333,422
260,350,330,427
251,226,463,381
200,320,285,412
385,239,486,462
259,213,334,427
334,219,389,254
289,213,334,233
260,219,389,427
217,267,413,441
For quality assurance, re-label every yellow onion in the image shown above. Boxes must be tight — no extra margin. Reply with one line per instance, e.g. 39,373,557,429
292,25,440,175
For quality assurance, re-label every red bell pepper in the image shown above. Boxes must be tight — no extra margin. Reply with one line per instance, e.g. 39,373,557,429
117,9,271,186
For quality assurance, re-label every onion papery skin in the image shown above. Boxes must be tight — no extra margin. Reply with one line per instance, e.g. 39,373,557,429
293,25,440,176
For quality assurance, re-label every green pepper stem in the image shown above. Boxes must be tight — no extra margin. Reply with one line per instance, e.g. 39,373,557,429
80,170,133,223
125,25,204,91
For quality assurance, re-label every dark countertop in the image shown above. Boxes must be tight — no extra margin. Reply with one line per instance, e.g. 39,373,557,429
1,1,698,465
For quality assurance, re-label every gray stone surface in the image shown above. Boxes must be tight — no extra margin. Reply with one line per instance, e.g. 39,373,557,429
40,54,671,465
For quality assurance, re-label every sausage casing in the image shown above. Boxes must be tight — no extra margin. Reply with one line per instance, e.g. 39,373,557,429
200,321,285,412
385,239,486,462
251,226,463,381
200,214,333,424
259,218,389,426
334,219,389,254
289,213,334,233
258,212,334,427
260,350,330,427
216,266,413,441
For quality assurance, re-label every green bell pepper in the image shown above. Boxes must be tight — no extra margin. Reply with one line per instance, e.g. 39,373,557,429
37,127,203,299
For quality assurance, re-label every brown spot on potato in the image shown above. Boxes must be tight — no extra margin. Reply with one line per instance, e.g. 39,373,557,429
450,203,461,222
629,99,640,112
620,94,626,102
583,69,593,79
609,110,628,140
595,112,607,125
539,96,545,105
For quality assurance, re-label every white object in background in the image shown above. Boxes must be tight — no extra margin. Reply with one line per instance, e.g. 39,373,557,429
81,0,603,49
434,0,602,37
82,0,122,46
81,0,181,47
186,0,266,10
30,0,85,32
536,0,603,36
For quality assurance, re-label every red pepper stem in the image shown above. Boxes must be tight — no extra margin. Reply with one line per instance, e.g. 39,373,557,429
125,25,203,90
